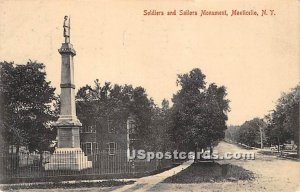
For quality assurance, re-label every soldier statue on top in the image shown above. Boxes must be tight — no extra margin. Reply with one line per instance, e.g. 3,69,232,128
63,15,70,43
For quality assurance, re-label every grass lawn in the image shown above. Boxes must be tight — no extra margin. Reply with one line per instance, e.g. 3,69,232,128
1,180,135,191
163,162,254,183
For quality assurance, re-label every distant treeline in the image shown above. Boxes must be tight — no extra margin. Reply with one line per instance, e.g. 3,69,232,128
225,85,299,154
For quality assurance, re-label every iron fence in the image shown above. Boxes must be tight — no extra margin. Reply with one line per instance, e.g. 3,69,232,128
0,150,173,182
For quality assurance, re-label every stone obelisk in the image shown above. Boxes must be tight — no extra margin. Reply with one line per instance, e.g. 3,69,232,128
45,16,92,170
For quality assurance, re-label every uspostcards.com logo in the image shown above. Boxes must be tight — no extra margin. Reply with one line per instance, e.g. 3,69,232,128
127,150,255,161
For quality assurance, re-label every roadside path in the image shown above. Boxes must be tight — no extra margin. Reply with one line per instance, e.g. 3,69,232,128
112,160,193,192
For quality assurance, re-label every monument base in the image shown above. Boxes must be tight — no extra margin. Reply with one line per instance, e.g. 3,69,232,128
45,148,92,171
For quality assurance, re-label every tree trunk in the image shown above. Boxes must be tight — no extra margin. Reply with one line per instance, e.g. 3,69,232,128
15,145,20,172
39,151,44,168
210,145,214,162
260,127,263,149
277,137,280,154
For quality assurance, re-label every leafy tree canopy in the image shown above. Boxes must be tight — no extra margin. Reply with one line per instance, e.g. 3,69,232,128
0,61,57,153
76,79,154,149
170,68,230,152
265,85,299,147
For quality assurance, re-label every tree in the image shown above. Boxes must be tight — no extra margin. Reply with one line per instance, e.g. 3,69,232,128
170,68,230,160
225,125,240,143
265,85,300,157
0,61,57,156
237,118,266,148
0,64,5,154
205,83,230,148
149,99,173,152
76,80,154,150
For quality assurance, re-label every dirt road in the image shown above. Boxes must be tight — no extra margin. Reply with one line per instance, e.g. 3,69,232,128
148,142,300,192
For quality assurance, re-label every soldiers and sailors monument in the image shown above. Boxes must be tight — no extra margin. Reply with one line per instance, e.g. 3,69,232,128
45,16,92,170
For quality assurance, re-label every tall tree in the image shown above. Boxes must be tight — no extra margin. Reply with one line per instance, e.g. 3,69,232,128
76,81,154,149
265,85,300,157
170,68,230,158
149,99,173,152
0,61,57,155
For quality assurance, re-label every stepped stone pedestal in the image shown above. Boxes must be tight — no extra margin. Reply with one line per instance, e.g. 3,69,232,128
45,16,92,171
45,148,92,170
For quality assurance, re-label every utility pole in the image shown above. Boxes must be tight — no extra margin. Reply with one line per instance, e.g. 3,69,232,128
256,120,265,149
259,126,263,149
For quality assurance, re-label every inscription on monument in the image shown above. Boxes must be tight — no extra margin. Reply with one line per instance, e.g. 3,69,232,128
59,129,73,147
60,129,72,141
73,128,80,147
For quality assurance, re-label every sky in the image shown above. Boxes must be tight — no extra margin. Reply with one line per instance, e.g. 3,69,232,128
0,0,299,125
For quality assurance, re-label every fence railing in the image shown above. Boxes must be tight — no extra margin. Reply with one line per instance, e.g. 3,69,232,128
0,150,173,182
